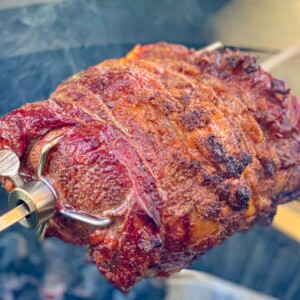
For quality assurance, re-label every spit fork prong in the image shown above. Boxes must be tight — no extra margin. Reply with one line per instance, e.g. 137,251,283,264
196,41,224,54
0,135,113,238
261,44,300,72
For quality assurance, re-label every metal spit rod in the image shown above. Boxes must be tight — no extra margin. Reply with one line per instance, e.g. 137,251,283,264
261,44,300,72
0,203,30,232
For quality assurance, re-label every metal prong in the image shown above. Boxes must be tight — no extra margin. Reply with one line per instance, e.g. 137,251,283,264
60,210,112,228
37,222,48,241
261,44,300,72
0,203,30,232
38,135,113,228
196,41,224,54
34,135,65,235
0,150,24,187
37,135,63,178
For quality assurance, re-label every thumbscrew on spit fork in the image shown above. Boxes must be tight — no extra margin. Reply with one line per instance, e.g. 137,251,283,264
0,136,63,232
0,151,24,187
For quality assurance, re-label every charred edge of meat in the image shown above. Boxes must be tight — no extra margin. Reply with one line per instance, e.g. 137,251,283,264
257,203,278,226
235,186,250,210
273,189,300,205
207,134,252,179
196,50,259,78
259,157,275,177
218,183,250,211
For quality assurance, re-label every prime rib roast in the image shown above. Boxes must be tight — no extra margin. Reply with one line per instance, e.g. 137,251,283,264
0,42,299,291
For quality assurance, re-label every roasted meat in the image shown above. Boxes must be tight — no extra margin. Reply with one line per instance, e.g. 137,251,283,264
0,43,299,291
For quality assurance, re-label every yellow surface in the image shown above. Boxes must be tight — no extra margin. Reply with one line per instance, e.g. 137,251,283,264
213,0,300,98
273,202,300,243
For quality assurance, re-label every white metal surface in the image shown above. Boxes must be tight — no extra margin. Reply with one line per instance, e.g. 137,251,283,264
165,270,278,300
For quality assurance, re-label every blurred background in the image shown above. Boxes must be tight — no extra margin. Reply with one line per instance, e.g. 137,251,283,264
0,0,299,299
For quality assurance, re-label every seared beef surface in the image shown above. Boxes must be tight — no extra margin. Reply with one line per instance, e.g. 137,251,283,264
0,43,299,291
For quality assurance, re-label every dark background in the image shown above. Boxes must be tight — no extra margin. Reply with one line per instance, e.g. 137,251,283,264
0,1,299,299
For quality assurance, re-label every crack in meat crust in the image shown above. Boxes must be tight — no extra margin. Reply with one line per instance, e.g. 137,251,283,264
0,43,299,292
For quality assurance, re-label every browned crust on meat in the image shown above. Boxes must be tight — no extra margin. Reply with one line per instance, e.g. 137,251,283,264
0,42,299,292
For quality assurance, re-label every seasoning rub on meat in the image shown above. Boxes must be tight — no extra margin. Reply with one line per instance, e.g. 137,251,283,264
0,43,299,291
